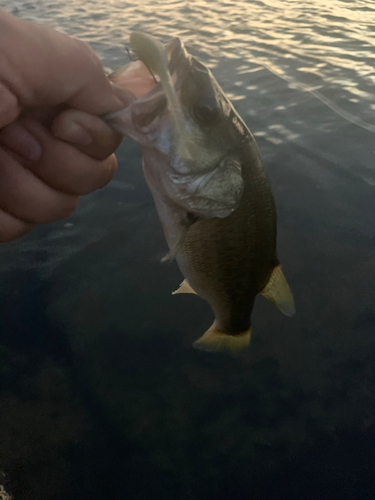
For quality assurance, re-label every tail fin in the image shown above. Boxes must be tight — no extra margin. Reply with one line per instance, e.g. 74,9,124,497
193,323,251,354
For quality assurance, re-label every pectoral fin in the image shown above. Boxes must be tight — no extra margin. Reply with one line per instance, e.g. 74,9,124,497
172,279,197,295
260,265,295,317
193,323,251,354
161,222,190,262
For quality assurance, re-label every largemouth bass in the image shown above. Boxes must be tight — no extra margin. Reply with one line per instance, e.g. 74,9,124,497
105,32,295,353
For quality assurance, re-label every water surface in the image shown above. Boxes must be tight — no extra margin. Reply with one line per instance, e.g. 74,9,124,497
0,1,375,499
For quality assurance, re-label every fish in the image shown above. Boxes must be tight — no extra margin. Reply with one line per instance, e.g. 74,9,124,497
105,32,295,353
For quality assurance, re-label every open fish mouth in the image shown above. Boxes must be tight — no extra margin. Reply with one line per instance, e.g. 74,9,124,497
106,37,191,135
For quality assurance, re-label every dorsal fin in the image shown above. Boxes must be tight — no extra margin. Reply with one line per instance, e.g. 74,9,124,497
260,265,295,317
172,279,197,295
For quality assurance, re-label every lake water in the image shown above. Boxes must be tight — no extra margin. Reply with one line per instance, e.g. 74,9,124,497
1,1,375,499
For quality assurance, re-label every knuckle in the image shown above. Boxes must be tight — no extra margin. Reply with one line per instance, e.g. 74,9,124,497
74,38,103,74
0,82,19,128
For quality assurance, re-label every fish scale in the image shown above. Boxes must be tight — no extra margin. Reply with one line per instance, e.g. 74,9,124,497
179,143,278,336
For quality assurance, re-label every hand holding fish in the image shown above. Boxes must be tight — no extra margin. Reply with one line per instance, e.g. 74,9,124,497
0,9,129,242
0,15,295,352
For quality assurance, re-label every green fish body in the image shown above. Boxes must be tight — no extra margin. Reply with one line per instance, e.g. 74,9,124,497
106,33,295,352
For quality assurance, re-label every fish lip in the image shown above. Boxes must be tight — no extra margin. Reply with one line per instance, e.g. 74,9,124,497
165,37,190,81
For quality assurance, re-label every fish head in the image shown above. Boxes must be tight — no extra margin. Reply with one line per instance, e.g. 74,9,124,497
106,36,248,218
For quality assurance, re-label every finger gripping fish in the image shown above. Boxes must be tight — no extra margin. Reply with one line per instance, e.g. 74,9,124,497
106,32,295,354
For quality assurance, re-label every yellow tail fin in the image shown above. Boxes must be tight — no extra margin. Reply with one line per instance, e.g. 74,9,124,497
193,323,251,354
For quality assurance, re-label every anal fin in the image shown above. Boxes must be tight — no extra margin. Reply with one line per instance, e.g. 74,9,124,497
193,323,251,354
260,265,295,317
172,279,197,295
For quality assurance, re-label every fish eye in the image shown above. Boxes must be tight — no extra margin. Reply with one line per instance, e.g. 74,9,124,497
193,97,220,125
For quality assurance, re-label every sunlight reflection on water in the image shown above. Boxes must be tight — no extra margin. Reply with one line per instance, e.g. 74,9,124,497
9,0,375,82
7,0,375,160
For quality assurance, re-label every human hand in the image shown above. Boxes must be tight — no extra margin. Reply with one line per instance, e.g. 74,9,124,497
0,9,130,242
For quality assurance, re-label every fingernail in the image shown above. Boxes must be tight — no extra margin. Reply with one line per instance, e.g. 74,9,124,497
0,123,42,162
55,121,93,146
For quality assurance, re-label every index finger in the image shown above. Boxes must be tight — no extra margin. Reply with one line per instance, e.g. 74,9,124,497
0,9,126,117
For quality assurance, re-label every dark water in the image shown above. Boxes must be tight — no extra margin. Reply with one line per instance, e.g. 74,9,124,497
1,1,375,499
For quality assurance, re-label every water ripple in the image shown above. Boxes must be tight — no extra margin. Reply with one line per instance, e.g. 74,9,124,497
4,0,375,179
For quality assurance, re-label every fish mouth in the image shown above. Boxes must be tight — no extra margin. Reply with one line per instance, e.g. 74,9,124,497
109,37,188,98
106,37,191,137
